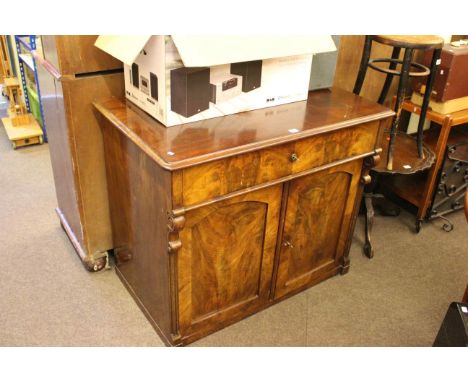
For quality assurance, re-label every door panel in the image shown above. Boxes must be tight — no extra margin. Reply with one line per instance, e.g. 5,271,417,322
177,184,282,335
274,160,362,299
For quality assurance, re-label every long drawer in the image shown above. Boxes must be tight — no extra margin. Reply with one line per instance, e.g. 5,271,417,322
177,120,380,207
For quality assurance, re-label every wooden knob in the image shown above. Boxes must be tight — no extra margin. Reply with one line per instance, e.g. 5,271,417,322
168,240,182,254
290,153,299,162
361,175,372,185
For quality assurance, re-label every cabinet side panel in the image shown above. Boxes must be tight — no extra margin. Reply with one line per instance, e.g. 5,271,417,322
36,63,84,246
62,72,124,254
101,122,173,341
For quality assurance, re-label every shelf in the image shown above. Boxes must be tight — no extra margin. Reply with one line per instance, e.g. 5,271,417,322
19,53,35,72
381,171,428,208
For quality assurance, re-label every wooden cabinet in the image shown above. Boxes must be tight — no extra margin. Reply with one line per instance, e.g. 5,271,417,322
34,36,124,271
95,88,393,345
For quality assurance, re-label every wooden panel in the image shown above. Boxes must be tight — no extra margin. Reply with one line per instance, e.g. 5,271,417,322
93,87,393,170
334,35,399,105
42,35,122,75
177,185,282,338
180,122,379,206
35,63,83,246
274,160,362,299
61,72,125,254
180,143,292,207
101,120,174,344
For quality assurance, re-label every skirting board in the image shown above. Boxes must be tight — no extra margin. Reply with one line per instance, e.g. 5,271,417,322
55,207,108,272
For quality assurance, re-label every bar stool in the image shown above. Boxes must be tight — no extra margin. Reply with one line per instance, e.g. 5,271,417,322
353,35,444,258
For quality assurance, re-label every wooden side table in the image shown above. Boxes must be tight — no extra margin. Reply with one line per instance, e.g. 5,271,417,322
382,100,468,230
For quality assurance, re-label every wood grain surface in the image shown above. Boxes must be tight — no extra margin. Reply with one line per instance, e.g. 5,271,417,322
274,160,362,299
177,185,282,337
94,87,393,170
96,87,392,345
180,121,380,206
41,35,122,75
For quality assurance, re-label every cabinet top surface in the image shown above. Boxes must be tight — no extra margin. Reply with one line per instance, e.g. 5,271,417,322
94,87,393,170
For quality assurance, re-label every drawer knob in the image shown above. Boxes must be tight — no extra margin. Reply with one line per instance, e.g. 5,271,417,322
282,240,294,249
361,175,372,185
290,153,299,162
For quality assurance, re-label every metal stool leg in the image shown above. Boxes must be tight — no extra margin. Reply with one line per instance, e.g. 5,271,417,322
377,47,401,105
386,48,413,171
363,192,375,258
353,36,373,95
416,48,442,158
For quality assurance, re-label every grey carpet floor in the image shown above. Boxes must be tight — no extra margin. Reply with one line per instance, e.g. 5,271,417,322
0,98,467,346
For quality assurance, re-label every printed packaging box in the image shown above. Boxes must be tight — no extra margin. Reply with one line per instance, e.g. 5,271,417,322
95,35,336,127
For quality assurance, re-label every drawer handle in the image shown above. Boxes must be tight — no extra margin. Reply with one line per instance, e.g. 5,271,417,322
290,153,299,162
361,175,372,185
282,240,294,249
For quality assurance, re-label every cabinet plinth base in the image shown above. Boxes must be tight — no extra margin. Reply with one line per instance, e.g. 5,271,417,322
56,208,108,272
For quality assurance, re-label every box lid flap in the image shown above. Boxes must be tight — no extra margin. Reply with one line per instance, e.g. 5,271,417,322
171,35,336,67
95,35,151,65
95,35,336,67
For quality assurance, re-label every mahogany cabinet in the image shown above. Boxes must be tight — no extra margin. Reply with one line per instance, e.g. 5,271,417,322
95,88,393,345
35,36,124,271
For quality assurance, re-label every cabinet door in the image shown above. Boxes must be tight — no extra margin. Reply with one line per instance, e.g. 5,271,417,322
177,184,282,338
274,160,362,299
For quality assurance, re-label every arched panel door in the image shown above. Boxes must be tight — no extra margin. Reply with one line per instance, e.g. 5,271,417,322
177,184,282,338
274,160,362,299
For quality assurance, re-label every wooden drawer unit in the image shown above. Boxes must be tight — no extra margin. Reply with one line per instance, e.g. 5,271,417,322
180,121,380,207
96,88,393,345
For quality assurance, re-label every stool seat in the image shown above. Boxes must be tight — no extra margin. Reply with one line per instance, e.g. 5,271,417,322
373,35,444,50
374,132,436,174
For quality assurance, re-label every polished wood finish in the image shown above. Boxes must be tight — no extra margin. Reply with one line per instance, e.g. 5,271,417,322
61,75,124,253
177,186,281,339
375,132,435,174
41,35,122,76
35,37,125,270
374,35,444,50
101,124,173,341
383,100,468,221
94,87,392,170
274,160,362,299
180,121,380,206
96,88,392,345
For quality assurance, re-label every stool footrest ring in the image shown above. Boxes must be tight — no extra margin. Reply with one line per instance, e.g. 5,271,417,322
368,58,430,77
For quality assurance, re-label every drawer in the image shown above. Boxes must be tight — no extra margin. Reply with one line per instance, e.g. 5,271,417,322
178,121,379,206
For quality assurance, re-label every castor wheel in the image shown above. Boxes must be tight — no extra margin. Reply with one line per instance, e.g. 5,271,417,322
415,220,423,233
11,141,17,150
363,242,374,259
39,136,44,144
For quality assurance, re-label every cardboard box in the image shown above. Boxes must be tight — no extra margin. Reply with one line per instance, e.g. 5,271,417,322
95,36,336,127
